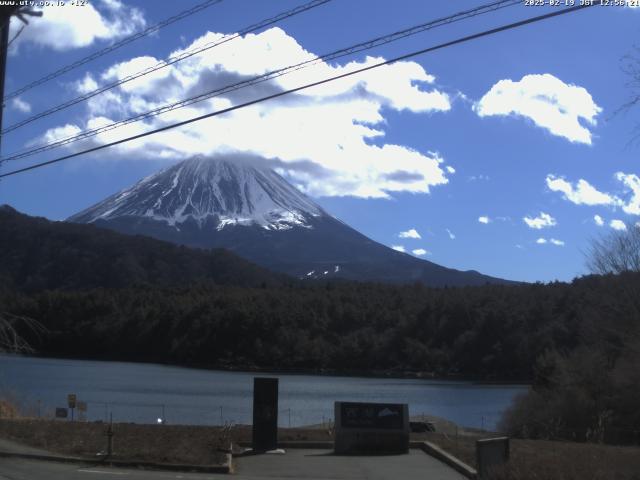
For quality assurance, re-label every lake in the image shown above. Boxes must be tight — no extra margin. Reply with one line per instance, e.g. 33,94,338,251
0,354,528,430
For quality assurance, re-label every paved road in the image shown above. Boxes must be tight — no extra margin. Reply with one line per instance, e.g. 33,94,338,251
0,449,467,480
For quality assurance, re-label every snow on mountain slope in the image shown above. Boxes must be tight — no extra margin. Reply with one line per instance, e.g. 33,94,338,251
69,156,325,231
69,155,513,287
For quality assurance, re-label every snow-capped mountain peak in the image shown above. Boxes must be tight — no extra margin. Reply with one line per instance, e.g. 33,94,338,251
69,156,325,230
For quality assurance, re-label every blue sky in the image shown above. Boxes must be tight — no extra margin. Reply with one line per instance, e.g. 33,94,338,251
0,0,638,282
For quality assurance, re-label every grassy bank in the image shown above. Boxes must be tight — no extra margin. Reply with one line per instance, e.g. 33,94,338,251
419,431,640,480
0,419,230,466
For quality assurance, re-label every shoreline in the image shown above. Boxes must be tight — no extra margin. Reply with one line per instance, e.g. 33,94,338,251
1,352,531,386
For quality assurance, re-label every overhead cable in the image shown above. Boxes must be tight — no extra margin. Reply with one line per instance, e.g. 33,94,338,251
4,0,225,100
1,0,333,135
0,3,596,179
0,0,519,162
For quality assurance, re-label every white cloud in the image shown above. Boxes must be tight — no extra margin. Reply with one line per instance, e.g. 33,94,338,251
615,172,640,215
9,0,146,52
446,228,455,240
610,219,627,231
76,73,99,94
446,166,456,174
478,216,490,224
39,27,454,199
412,248,429,256
11,97,31,113
102,56,173,95
391,245,406,253
523,211,557,229
537,237,563,246
546,175,620,206
475,73,601,144
594,214,604,226
40,124,83,143
468,174,490,182
546,172,640,215
398,228,421,239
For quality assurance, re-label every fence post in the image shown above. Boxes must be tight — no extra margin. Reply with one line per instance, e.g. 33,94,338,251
455,425,459,456
107,413,114,457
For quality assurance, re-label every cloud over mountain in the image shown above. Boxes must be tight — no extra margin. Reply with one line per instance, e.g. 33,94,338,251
399,228,421,239
39,27,453,199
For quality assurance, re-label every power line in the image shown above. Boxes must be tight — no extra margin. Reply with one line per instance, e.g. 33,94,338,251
0,3,596,180
0,0,332,135
3,0,224,101
7,24,24,48
0,0,519,163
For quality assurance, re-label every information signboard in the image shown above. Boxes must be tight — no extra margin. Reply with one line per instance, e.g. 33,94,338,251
340,402,404,430
334,401,409,454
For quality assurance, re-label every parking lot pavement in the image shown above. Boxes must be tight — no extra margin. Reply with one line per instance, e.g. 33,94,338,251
0,457,220,480
0,448,467,480
233,448,468,480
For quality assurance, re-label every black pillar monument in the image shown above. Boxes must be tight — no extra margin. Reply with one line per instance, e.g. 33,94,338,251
252,377,279,452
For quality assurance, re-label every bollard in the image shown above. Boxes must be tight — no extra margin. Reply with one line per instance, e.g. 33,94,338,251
476,437,509,480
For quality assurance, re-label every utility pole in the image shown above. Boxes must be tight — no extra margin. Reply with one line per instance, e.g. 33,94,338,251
0,5,41,158
0,6,19,158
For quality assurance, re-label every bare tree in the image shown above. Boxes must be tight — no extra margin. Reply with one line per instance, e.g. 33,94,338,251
587,223,640,275
0,312,44,353
621,45,640,143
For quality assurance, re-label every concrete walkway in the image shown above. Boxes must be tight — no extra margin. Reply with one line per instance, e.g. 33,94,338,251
234,448,468,480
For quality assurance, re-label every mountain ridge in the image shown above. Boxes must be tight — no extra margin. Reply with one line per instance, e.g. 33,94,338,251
0,205,285,291
69,156,514,287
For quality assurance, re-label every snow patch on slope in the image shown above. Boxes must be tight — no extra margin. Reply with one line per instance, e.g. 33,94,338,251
69,156,327,230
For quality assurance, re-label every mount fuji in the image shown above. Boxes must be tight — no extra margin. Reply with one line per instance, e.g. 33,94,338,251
69,156,509,286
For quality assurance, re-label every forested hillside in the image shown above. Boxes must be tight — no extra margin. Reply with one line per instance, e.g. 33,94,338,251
0,205,284,290
3,274,634,380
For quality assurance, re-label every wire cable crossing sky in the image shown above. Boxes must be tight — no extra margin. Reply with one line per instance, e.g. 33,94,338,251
0,4,595,179
4,0,225,100
0,0,521,163
0,0,333,135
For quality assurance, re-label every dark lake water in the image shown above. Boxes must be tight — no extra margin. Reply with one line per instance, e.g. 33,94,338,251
0,354,528,430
